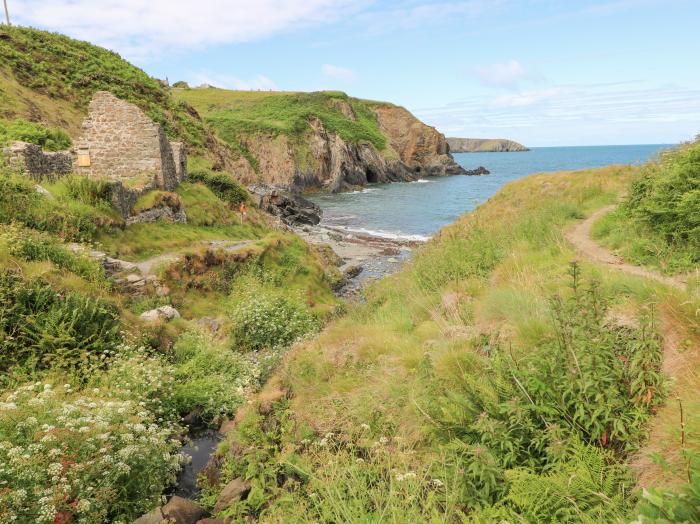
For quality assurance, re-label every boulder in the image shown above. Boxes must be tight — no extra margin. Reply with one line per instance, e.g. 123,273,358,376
162,496,206,524
140,305,181,322
213,478,251,513
131,507,166,524
248,185,322,226
196,519,229,524
462,166,490,176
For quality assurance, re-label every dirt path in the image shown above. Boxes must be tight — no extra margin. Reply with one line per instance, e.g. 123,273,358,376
564,205,688,291
567,205,699,488
124,240,254,276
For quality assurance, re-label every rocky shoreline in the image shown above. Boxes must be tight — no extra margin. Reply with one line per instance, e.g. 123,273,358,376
295,223,423,297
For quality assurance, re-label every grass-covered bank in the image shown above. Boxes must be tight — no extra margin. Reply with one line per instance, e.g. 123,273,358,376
206,165,700,522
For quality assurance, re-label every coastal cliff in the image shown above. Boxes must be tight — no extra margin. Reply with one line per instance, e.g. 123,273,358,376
176,89,467,192
447,137,529,152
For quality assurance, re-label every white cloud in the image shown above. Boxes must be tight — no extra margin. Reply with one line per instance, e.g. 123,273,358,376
474,59,528,89
12,0,368,59
414,83,700,146
322,64,357,82
190,72,277,91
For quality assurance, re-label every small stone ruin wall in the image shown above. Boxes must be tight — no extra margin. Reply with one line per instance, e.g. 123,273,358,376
2,142,73,181
74,91,181,191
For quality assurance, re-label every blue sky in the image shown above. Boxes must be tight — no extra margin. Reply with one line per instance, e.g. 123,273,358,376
12,0,700,146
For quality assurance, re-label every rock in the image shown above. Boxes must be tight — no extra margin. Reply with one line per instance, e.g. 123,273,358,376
213,478,251,513
156,285,171,297
35,184,53,197
140,305,181,322
462,166,490,176
131,507,165,524
196,519,228,524
196,316,221,334
162,496,206,524
218,419,236,435
343,265,363,279
248,185,322,226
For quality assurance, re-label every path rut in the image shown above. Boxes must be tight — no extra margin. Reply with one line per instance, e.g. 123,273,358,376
564,205,689,291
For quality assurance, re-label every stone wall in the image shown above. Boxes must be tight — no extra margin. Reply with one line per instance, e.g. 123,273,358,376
3,141,73,181
171,141,187,182
74,91,180,191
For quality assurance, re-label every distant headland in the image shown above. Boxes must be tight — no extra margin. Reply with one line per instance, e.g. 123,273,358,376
447,137,529,152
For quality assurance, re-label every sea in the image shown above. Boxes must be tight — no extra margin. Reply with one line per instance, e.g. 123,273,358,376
307,144,671,241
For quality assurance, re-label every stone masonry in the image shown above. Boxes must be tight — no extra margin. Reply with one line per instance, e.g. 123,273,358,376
74,91,184,191
3,141,73,181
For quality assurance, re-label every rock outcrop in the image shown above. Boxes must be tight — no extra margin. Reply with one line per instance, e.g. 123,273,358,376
233,104,468,192
248,185,322,226
447,138,529,153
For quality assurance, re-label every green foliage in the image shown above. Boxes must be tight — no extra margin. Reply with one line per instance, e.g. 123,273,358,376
231,291,320,351
172,80,190,88
2,225,106,282
471,442,633,523
634,452,700,523
599,138,700,272
170,330,276,424
187,169,248,206
0,271,121,378
61,175,112,207
0,170,116,241
0,379,183,523
0,26,207,147
0,118,71,150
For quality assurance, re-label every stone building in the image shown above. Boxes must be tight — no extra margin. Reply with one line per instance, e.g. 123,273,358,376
74,91,186,190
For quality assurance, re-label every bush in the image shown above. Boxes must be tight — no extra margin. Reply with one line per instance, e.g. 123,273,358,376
624,138,700,259
171,331,277,424
0,380,183,523
188,169,249,207
230,293,319,351
0,118,71,151
62,176,112,208
0,271,121,377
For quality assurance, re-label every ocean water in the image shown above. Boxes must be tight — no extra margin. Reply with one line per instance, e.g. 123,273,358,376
308,144,671,240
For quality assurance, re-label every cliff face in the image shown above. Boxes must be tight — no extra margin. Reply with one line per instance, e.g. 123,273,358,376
175,90,468,192
447,138,529,153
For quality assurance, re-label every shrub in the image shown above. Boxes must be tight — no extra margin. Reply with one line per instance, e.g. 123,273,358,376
188,169,248,206
624,138,700,259
0,118,71,151
230,293,319,351
171,331,277,424
0,381,183,523
0,271,121,377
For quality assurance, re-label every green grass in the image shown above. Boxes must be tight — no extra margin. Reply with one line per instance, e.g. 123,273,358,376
0,26,207,148
174,88,389,154
207,165,700,521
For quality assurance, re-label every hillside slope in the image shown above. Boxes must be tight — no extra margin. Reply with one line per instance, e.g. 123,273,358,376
447,137,529,152
202,165,699,521
175,88,467,191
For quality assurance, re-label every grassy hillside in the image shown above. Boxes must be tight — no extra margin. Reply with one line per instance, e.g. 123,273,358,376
203,165,700,522
0,26,208,148
593,137,700,275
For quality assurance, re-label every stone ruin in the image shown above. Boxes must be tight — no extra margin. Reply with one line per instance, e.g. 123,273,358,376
73,91,186,190
3,91,187,210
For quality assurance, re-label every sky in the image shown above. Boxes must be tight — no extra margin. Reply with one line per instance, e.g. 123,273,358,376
10,0,700,146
